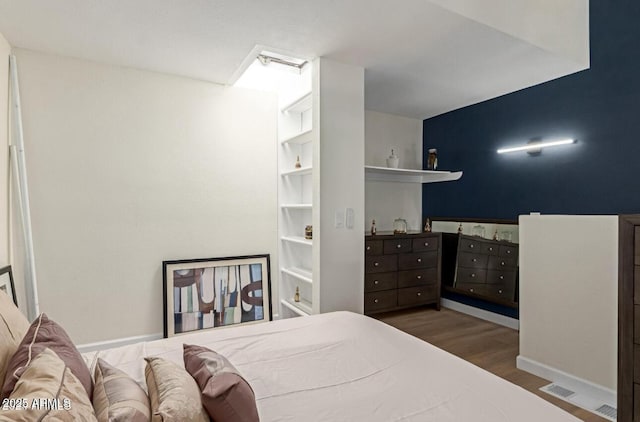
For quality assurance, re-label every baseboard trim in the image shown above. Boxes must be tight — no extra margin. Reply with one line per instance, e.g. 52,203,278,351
516,355,616,407
76,333,163,353
441,298,519,330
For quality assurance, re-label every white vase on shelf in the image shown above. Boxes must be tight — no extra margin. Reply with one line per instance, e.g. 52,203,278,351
386,149,399,168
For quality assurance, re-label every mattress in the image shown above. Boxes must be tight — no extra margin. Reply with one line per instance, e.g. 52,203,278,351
83,311,579,421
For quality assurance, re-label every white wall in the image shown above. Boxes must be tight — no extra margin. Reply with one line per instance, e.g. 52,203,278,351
315,58,364,313
365,110,422,232
518,214,617,391
13,49,278,344
0,34,10,267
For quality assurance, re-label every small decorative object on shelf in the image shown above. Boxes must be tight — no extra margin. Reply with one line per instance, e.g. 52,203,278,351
424,218,431,232
304,225,312,239
371,219,377,235
427,148,438,170
393,218,407,234
386,149,399,168
493,229,498,240
294,286,300,302
457,223,463,234
295,155,302,169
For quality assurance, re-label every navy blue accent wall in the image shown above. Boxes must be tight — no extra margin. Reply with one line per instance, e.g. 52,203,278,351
422,1,640,220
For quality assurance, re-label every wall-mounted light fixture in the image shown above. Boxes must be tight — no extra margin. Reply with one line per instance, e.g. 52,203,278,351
497,138,576,155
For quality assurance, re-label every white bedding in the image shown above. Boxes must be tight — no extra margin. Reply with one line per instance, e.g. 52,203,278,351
83,311,579,421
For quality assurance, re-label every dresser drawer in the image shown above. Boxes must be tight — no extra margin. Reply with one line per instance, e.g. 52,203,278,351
365,272,397,292
485,284,515,302
398,251,437,270
488,255,518,270
459,237,488,253
383,238,412,254
486,269,517,285
454,283,487,296
364,290,397,312
412,236,439,252
365,240,383,255
365,255,397,273
499,244,518,258
397,285,437,306
398,268,438,288
457,251,489,269
455,267,487,284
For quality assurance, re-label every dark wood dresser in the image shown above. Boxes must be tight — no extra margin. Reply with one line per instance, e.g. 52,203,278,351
442,233,518,306
618,215,640,422
364,232,441,315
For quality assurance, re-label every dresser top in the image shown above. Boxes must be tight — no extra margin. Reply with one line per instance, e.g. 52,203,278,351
365,231,441,240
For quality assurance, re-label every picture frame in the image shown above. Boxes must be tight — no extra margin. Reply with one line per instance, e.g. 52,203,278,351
162,254,271,338
0,265,17,306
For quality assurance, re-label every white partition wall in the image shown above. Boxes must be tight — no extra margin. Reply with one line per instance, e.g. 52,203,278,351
0,34,10,267
12,49,278,344
518,214,617,396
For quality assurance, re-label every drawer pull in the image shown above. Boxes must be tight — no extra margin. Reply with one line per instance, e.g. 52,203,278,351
374,299,379,303
416,275,422,279
498,289,503,294
472,258,477,262
366,246,371,251
417,292,422,297
417,258,422,263
506,250,511,254
470,273,476,278
396,244,402,249
374,262,379,267
488,247,493,251
469,244,474,249
424,242,429,246
501,261,505,266
499,275,504,280
469,288,474,292
374,280,379,285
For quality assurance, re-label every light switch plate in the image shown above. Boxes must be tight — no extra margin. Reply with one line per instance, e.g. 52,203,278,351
335,210,344,229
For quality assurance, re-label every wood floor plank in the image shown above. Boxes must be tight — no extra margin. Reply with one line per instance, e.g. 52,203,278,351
375,307,609,422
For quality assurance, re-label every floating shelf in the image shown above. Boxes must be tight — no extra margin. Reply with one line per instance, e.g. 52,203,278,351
281,167,312,177
364,165,463,183
281,267,313,284
281,298,312,316
280,91,312,113
281,204,312,209
281,129,312,145
281,236,312,246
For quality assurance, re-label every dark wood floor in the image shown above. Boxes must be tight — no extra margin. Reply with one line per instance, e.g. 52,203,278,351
375,307,609,422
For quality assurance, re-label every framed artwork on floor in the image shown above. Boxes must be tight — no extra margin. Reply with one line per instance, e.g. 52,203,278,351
0,265,17,306
162,254,271,338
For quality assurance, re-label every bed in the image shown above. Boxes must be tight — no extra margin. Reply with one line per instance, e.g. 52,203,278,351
81,311,579,421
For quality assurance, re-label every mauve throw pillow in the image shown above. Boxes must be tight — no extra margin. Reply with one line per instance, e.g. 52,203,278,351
183,344,259,422
0,313,93,401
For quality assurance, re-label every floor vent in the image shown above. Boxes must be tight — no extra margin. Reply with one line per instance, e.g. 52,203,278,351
542,384,575,399
540,383,616,421
594,404,617,420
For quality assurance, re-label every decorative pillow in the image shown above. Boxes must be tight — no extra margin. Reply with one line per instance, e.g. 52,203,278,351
183,344,259,422
93,358,151,422
0,290,30,385
1,313,93,401
144,356,209,422
1,348,97,421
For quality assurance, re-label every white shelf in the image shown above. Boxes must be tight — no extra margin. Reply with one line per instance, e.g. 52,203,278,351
281,267,313,284
281,298,312,316
281,166,312,177
281,129,312,145
281,236,312,246
364,165,463,183
280,91,312,113
281,203,312,209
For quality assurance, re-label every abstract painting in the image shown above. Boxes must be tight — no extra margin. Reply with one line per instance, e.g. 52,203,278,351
163,255,271,337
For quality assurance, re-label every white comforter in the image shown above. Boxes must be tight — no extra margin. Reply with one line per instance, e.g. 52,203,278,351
83,311,579,421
